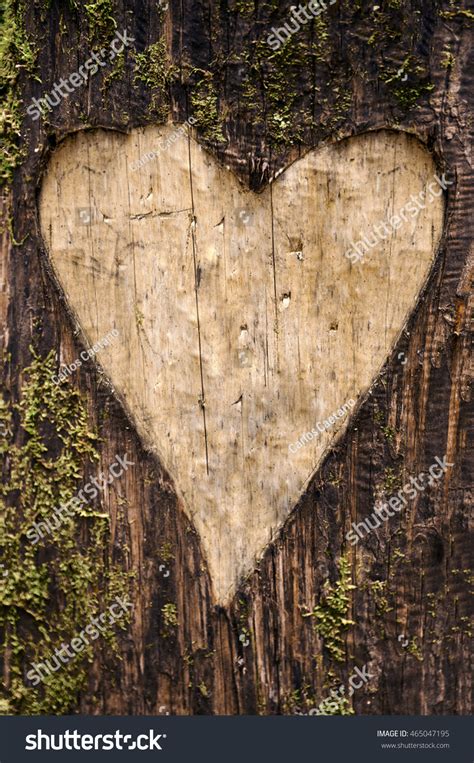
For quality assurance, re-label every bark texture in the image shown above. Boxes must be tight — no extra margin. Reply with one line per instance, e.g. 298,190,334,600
1,0,472,715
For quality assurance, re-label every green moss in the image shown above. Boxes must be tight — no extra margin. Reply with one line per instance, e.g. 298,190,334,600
426,592,437,618
328,470,343,487
389,80,434,110
282,684,316,715
84,0,117,45
0,0,38,186
0,349,132,714
283,680,354,716
317,690,354,716
369,580,393,616
303,555,355,663
382,466,401,492
134,39,171,121
364,8,402,49
407,637,423,661
440,49,455,69
373,407,384,425
458,616,472,638
440,8,474,20
41,0,118,51
101,48,125,93
190,70,226,143
158,542,174,563
362,5,436,111
254,37,306,147
236,596,250,623
233,0,255,17
392,548,406,564
186,3,352,149
381,425,395,442
380,54,434,110
310,13,330,64
374,406,396,443
282,687,303,715
374,406,397,446
161,602,178,633
197,681,208,698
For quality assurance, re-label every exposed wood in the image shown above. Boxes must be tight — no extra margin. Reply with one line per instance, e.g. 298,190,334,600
40,128,443,603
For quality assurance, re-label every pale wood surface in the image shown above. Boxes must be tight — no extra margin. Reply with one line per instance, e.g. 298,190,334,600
40,128,443,603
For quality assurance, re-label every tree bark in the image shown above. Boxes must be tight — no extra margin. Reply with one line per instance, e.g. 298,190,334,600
1,0,472,716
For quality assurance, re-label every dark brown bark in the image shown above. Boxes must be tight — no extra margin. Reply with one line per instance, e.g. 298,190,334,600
2,0,472,715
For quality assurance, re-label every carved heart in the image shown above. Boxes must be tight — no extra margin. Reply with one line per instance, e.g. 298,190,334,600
39,128,443,603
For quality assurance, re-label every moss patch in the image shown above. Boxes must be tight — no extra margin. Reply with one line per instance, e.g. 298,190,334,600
303,555,355,663
161,602,178,634
0,349,131,714
380,58,435,110
134,39,171,121
84,0,117,45
189,69,226,143
0,0,38,186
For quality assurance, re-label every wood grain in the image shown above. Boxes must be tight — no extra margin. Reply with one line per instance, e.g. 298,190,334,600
40,128,443,603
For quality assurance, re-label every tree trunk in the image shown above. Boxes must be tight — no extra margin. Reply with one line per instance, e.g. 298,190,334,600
0,0,472,716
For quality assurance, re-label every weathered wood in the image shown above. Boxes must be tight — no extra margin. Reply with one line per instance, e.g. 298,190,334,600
1,0,472,717
40,128,443,603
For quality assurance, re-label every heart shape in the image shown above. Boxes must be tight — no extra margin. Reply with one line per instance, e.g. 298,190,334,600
39,127,443,603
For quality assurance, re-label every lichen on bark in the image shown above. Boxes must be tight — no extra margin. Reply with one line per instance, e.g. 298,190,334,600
0,349,132,714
